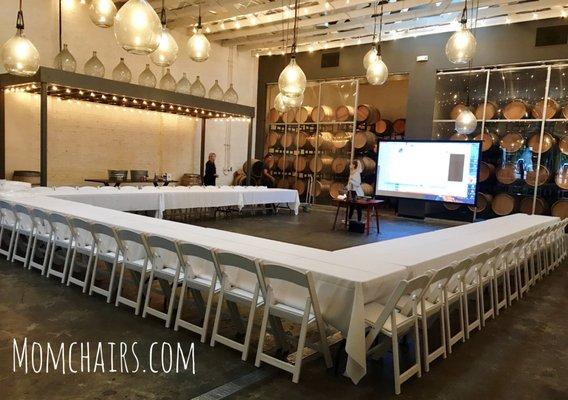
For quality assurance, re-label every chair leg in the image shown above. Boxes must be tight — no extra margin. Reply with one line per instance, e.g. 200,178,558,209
444,303,452,354
46,241,56,278
66,247,79,286
292,310,310,384
61,244,72,283
28,235,38,270
134,266,147,315
88,254,100,296
414,319,422,379
210,290,225,347
106,259,118,304
463,291,470,340
241,295,258,362
479,283,486,327
254,301,271,368
440,308,447,360
421,314,430,372
458,295,465,343
392,325,401,395
174,276,188,332
142,270,156,319
200,277,217,343
10,229,20,262
165,280,179,328
114,262,127,306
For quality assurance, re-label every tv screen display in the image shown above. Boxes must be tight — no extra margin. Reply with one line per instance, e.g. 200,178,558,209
375,140,481,205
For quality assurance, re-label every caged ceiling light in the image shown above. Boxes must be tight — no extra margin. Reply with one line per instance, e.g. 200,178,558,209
187,6,211,62
150,0,179,66
277,0,306,101
366,2,388,86
445,0,477,64
2,0,40,77
114,0,162,55
89,0,117,28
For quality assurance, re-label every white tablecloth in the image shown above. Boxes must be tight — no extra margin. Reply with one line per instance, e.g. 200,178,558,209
0,191,558,384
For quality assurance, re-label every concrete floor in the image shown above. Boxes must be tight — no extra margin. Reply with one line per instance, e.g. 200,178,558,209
0,209,567,400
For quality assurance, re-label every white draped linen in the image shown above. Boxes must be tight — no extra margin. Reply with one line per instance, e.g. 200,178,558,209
0,189,559,384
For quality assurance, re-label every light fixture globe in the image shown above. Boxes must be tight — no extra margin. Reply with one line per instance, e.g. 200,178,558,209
274,92,289,113
282,92,303,108
89,0,117,28
2,32,39,77
278,57,306,99
187,28,211,62
150,27,179,66
455,108,477,134
114,0,162,55
366,56,388,86
363,47,378,69
445,24,477,64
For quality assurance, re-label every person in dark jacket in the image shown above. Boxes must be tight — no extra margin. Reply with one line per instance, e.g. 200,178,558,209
260,153,276,188
203,152,218,186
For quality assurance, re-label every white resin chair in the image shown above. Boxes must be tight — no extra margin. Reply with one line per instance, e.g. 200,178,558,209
478,247,500,327
210,251,264,362
28,209,53,274
173,242,222,343
0,200,17,259
444,258,472,353
142,235,184,328
113,228,149,313
11,204,35,268
46,213,74,282
462,252,486,339
89,223,123,302
254,262,332,383
364,274,431,395
493,241,514,315
66,217,96,292
505,238,524,305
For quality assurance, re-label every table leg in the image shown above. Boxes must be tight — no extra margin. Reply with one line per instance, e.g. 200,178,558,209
164,181,170,187
366,207,371,235
345,204,349,227
375,205,380,234
333,203,341,230
153,181,158,187
113,182,120,188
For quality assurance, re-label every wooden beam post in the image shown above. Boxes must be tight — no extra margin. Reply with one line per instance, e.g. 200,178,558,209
200,118,206,179
40,82,48,186
246,118,254,186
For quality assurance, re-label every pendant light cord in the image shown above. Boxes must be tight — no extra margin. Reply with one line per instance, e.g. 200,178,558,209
291,0,299,57
16,0,24,30
377,3,384,55
460,0,468,25
197,5,202,29
161,0,167,26
58,0,62,51
465,0,479,107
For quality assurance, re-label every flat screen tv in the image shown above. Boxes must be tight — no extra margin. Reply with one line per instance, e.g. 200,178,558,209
375,140,481,205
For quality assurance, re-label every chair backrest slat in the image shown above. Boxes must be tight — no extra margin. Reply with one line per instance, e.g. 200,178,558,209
216,251,258,274
176,242,215,263
261,263,309,289
146,235,177,253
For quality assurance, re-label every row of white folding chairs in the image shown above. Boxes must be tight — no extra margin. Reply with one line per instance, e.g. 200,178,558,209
361,219,568,395
0,200,332,383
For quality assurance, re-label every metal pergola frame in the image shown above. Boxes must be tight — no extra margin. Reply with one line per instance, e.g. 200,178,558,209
0,67,256,186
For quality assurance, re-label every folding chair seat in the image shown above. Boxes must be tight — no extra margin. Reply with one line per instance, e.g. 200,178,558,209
28,209,53,274
174,242,222,343
210,251,264,361
255,262,332,383
11,205,36,268
444,258,472,353
66,217,96,292
88,225,123,303
46,213,74,282
0,200,17,259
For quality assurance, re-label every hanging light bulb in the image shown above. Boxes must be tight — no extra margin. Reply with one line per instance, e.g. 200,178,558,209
2,1,39,77
445,1,477,64
282,92,303,108
187,6,211,62
150,1,179,66
455,108,477,134
277,0,306,99
274,92,289,113
114,0,162,55
89,0,117,28
365,3,388,86
363,46,378,69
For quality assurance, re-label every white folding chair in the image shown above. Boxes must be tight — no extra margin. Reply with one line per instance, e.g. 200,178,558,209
255,262,332,383
210,251,264,362
11,204,35,268
142,235,184,328
28,209,53,274
478,247,500,327
46,213,74,282
89,224,123,303
113,228,149,313
66,217,96,292
364,274,431,395
505,238,524,305
444,258,472,353
462,252,486,339
493,242,514,315
174,242,222,343
0,200,17,259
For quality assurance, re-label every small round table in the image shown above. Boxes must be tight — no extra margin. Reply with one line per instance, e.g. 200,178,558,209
332,198,384,235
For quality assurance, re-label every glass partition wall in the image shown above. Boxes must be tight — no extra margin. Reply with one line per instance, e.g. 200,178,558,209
433,61,568,220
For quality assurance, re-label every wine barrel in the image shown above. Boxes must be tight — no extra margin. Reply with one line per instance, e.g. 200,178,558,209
282,109,296,123
356,104,379,124
552,199,568,219
330,181,345,199
527,132,555,154
354,131,376,149
496,163,519,184
277,156,294,172
443,202,461,211
357,157,376,175
361,183,374,196
331,157,349,174
266,131,281,148
308,155,333,173
559,136,568,155
311,105,333,122
335,105,355,122
295,106,313,123
563,105,568,120
392,118,406,135
375,119,392,136
294,179,306,196
181,173,202,186
281,131,308,149
294,155,308,172
12,170,40,186
503,99,529,120
524,165,550,187
271,155,280,170
479,162,495,183
277,177,293,189
492,193,518,216
332,131,351,149
520,196,548,215
242,159,264,177
500,132,525,152
450,104,471,120
314,180,331,197
234,174,247,186
467,193,493,213
450,133,469,141
474,101,498,120
556,163,568,189
474,131,499,152
267,107,282,123
531,98,558,119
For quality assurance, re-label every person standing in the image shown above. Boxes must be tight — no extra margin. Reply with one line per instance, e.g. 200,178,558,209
203,152,218,186
347,160,364,221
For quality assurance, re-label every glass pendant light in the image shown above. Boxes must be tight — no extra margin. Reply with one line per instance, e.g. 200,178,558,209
277,0,306,100
445,0,477,64
274,92,289,113
455,108,477,134
112,58,132,82
223,84,239,103
190,76,206,97
208,80,224,100
282,92,303,109
2,0,40,77
363,46,378,69
138,63,157,87
150,0,179,67
176,73,191,94
54,43,76,72
84,51,105,77
366,2,388,86
89,0,117,28
159,68,176,91
187,6,211,62
114,0,162,55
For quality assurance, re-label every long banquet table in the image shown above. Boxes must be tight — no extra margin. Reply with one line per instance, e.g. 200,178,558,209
0,189,559,384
